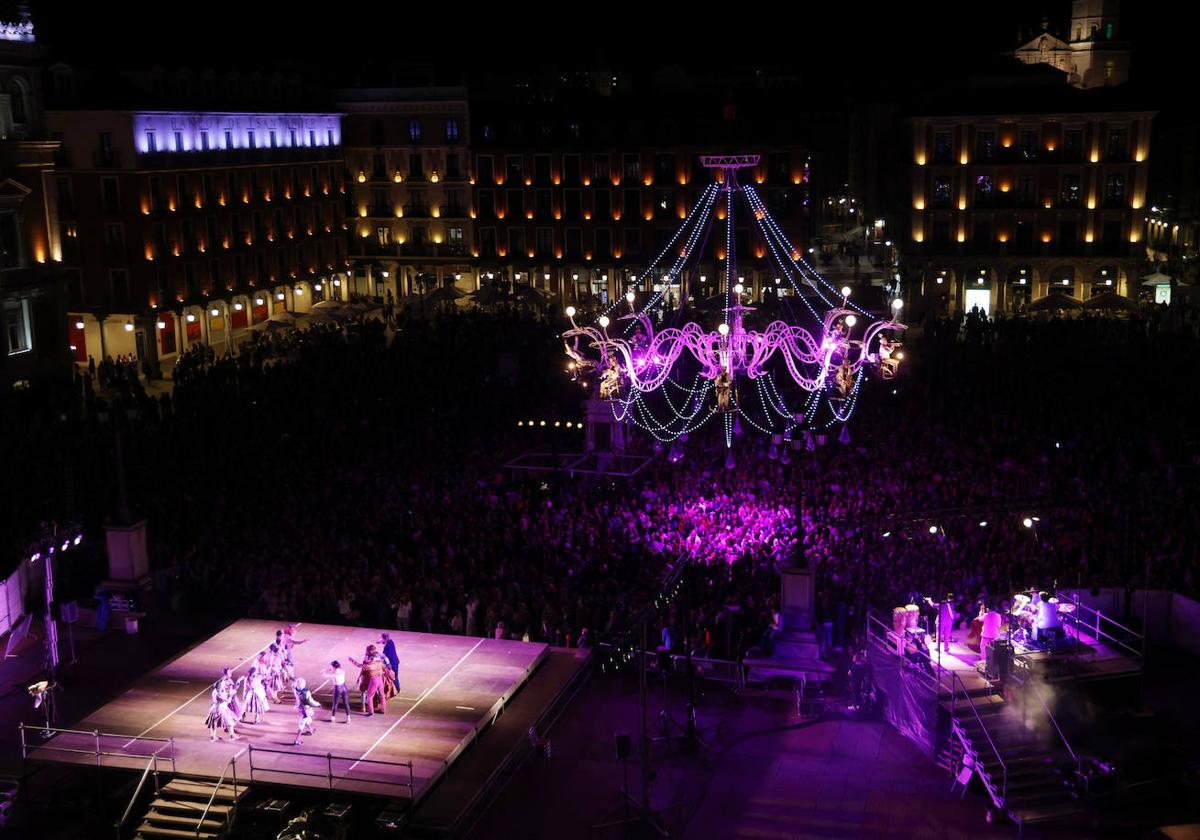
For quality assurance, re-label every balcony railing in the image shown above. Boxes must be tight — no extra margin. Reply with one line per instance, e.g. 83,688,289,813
135,145,342,169
403,205,432,218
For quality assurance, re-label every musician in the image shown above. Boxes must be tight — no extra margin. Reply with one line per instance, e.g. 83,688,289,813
980,605,1004,665
924,593,957,653
1032,591,1062,642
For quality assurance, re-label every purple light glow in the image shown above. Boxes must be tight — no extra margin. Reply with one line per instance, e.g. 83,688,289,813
132,112,342,155
641,494,799,566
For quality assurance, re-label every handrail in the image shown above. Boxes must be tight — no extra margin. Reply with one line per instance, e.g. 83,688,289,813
247,745,415,796
951,670,1006,806
866,610,945,694
20,724,176,772
195,746,247,837
1025,678,1078,765
113,746,169,838
1064,597,1144,660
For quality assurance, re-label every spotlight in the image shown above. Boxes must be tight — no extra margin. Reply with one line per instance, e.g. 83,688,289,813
61,540,70,551
928,525,938,534
1023,517,1034,528
881,531,891,538
30,552,41,563
979,521,987,527
74,534,82,545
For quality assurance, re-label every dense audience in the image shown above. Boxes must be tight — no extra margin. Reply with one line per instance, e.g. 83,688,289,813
2,301,1197,665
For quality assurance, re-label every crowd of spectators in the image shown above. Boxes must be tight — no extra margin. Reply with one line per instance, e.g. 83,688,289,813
2,303,1197,665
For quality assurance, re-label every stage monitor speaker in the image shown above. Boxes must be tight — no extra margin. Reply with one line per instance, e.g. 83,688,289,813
615,732,631,759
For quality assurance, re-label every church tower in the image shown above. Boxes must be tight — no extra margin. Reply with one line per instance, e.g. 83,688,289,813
1013,0,1130,89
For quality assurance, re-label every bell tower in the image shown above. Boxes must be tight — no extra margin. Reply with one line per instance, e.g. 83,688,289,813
1067,0,1130,88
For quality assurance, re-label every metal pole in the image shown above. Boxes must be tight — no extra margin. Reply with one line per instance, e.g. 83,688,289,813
639,616,651,811
18,723,26,759
94,730,102,767
327,752,333,790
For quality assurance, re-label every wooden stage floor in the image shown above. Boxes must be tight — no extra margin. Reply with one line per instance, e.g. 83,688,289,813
28,620,549,802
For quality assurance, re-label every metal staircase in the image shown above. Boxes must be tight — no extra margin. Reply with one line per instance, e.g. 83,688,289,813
947,676,1082,829
133,777,248,839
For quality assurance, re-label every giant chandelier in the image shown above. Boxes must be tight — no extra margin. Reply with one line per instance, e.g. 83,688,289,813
563,155,905,459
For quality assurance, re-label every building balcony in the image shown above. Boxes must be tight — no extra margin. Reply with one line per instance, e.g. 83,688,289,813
350,242,399,258
398,243,469,259
441,205,469,219
403,205,432,218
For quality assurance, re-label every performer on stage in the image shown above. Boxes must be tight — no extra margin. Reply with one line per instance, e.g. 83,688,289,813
714,366,733,413
980,604,1004,666
282,624,308,683
322,660,352,724
1033,591,1062,642
255,649,280,703
349,646,387,716
925,593,958,653
291,677,321,746
242,665,270,724
216,668,243,720
267,642,286,696
376,633,400,690
204,683,240,741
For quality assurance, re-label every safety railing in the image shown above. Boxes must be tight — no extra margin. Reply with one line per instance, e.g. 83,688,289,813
247,746,415,801
1061,595,1145,664
19,724,176,773
196,747,247,838
950,670,1006,807
113,745,172,839
865,611,944,695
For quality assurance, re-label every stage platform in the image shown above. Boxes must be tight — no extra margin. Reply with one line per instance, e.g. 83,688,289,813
25,620,553,805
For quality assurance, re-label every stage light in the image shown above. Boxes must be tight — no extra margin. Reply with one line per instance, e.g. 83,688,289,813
61,540,70,551
881,531,891,538
74,534,82,545
565,306,576,318
846,315,857,327
1023,517,1034,528
928,525,938,534
841,286,851,297
30,552,40,563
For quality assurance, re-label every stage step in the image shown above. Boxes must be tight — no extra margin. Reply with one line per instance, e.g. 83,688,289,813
135,826,221,839
162,778,247,802
147,798,233,817
143,810,227,831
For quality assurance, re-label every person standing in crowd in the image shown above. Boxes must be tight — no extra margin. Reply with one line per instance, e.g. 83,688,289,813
395,595,412,631
291,677,321,746
322,660,352,724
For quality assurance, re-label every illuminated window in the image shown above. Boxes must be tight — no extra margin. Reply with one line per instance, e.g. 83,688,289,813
445,119,459,142
932,178,951,206
1060,174,1080,206
975,131,995,160
1104,174,1126,205
376,226,391,246
4,299,32,355
409,119,422,143
145,130,157,152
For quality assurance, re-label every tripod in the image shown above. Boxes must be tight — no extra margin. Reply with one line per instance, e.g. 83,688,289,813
592,618,668,837
650,564,722,753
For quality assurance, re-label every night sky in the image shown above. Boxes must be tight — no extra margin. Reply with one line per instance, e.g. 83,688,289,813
28,1,1179,96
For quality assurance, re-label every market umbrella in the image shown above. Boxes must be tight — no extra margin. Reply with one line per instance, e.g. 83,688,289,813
311,299,345,311
1082,291,1139,312
423,285,469,305
470,285,507,306
305,312,338,325
1025,294,1083,313
1139,271,1173,286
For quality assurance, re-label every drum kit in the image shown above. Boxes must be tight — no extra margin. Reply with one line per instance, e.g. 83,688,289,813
1008,591,1075,649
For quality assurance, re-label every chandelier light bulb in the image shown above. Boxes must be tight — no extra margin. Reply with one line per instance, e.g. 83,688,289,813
598,315,610,328
892,298,903,309
717,322,730,335
841,286,852,297
846,315,857,327
626,290,636,303
566,306,576,318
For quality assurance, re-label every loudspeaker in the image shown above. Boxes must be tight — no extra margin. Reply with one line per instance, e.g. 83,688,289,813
614,732,631,759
